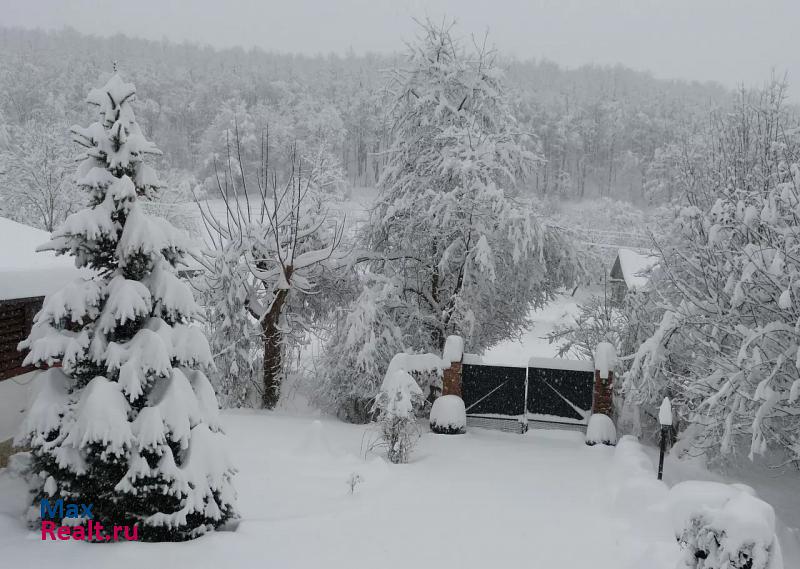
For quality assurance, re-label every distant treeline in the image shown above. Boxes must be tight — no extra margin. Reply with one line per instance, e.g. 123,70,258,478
0,26,732,203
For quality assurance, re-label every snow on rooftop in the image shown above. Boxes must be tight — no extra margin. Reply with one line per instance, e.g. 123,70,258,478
617,248,658,290
0,216,87,300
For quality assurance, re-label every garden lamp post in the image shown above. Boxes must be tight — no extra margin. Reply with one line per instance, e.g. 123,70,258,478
657,397,672,480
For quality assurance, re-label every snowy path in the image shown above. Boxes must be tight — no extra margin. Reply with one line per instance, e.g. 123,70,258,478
0,411,678,569
482,289,590,365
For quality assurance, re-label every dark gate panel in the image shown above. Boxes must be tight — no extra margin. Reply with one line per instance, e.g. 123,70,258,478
461,364,526,416
527,366,593,422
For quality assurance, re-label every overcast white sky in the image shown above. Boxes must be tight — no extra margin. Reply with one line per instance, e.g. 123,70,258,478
2,0,798,97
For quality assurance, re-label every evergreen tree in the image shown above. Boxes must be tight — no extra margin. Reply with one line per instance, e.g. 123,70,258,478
17,74,237,541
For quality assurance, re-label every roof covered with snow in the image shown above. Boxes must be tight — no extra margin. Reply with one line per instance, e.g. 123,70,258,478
615,248,659,291
0,217,87,300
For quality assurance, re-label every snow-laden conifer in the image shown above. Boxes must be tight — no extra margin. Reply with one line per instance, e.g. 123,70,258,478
17,74,237,541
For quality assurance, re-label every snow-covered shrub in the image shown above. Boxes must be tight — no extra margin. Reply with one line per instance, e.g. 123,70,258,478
16,74,237,541
669,482,783,569
346,472,363,495
429,395,466,435
585,413,617,446
315,275,407,423
372,353,443,463
374,369,423,464
198,247,262,408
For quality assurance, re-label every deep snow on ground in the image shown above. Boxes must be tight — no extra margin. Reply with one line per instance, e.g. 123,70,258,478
0,411,679,569
481,290,800,567
1,287,797,568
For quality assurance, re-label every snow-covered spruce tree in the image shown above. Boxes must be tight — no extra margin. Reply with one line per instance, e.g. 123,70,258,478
16,74,237,541
360,21,580,358
624,82,800,466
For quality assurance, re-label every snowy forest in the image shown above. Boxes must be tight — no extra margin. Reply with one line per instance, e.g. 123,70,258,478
0,10,798,569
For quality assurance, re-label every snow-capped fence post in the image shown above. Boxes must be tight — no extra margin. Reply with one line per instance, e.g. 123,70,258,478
586,342,618,445
441,335,464,397
657,397,672,481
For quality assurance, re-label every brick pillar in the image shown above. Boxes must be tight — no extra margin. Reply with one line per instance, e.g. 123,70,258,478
442,361,462,397
592,369,614,416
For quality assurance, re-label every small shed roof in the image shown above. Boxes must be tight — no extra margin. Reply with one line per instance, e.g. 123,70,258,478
0,216,87,300
615,248,659,291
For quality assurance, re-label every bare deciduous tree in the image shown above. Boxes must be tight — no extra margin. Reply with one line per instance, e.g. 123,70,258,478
198,127,345,409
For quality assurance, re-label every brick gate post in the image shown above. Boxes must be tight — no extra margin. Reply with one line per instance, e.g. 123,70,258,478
592,342,616,417
586,342,618,445
442,335,464,397
592,369,614,416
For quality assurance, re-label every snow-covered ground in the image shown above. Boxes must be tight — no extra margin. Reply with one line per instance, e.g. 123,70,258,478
480,293,800,567
1,290,797,567
0,372,36,442
0,411,681,569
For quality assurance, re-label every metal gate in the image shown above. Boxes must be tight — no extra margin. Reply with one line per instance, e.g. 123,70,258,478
461,358,594,433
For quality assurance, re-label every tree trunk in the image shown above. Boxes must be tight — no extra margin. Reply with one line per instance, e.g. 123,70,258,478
261,276,292,409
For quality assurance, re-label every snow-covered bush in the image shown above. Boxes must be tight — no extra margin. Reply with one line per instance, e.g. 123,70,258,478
374,369,423,464
315,275,406,423
429,395,466,435
372,353,444,463
585,413,616,446
669,482,783,569
16,74,237,541
198,246,262,408
346,472,363,495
